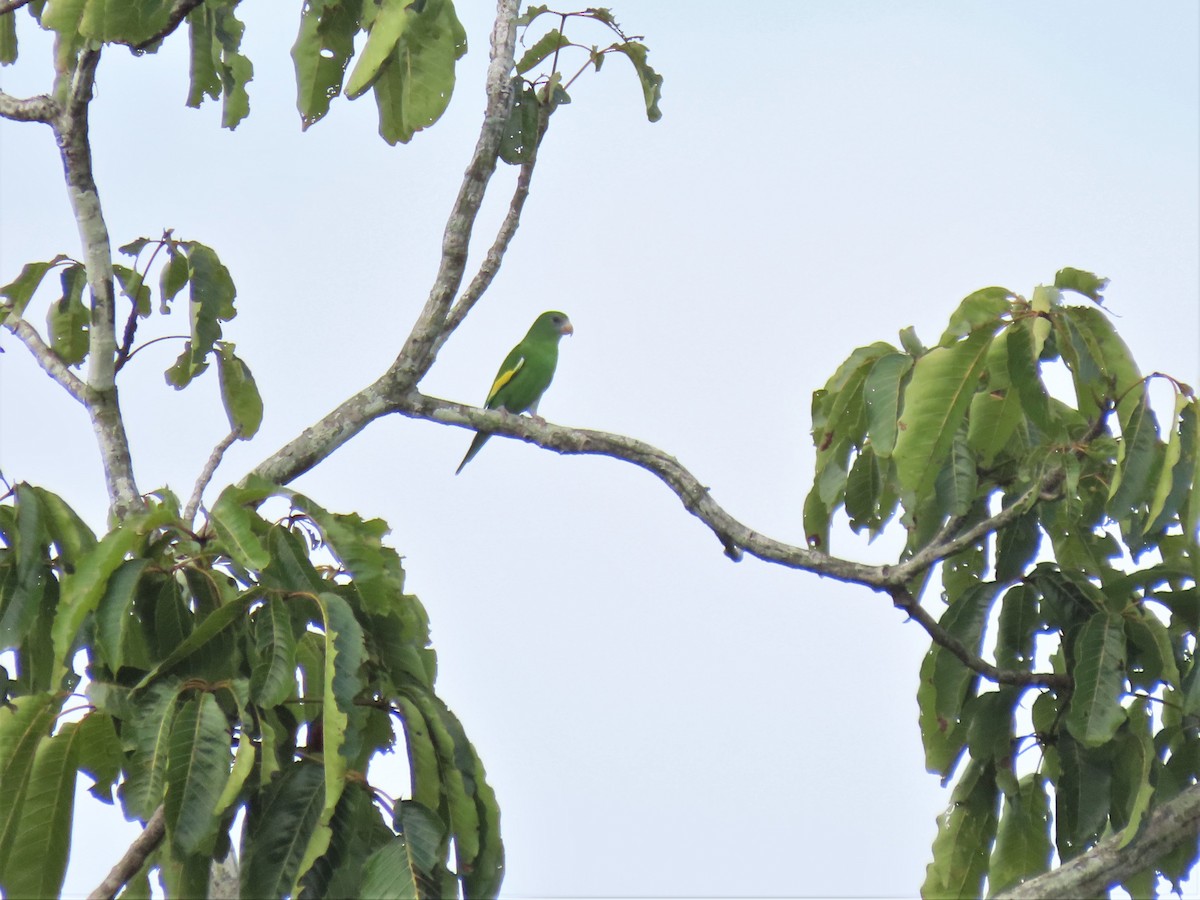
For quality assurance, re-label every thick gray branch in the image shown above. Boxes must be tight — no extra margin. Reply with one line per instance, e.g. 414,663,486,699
998,781,1200,898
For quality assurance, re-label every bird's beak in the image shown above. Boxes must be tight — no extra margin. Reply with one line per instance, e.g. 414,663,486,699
561,321,574,336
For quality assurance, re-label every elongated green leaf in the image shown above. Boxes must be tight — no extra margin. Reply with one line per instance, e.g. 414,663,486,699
1005,320,1057,437
78,0,174,43
240,763,326,899
159,246,190,305
993,510,1040,585
893,329,991,508
1065,612,1127,747
134,593,252,690
113,263,151,317
1107,392,1160,527
0,693,59,876
95,557,151,672
371,0,467,145
609,40,662,122
1054,305,1143,425
251,597,299,707
299,782,395,900
1,720,81,899
360,836,421,900
515,29,569,74
922,760,998,899
1,483,47,650
345,0,411,100
52,503,177,673
316,591,364,815
0,10,14,64
165,693,232,857
292,0,360,129
1124,610,1181,690
1146,390,1189,527
863,352,911,457
215,342,264,438
987,774,1051,896
1110,701,1154,847
967,388,1022,468
394,800,449,888
119,680,182,821
934,428,977,518
498,76,540,165
166,242,238,388
1055,730,1112,859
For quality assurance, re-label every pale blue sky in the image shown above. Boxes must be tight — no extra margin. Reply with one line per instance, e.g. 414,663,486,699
1,2,1198,897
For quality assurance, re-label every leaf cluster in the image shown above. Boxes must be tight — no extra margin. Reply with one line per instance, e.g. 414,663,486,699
0,480,502,898
807,270,1200,897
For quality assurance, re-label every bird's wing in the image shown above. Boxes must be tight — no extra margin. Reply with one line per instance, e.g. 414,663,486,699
486,354,526,408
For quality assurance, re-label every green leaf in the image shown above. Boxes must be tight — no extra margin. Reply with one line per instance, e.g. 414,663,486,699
75,710,123,804
1054,305,1143,425
113,263,151,317
1110,701,1154,847
370,0,468,145
939,286,1013,347
345,0,411,100
993,510,1040,585
987,774,1051,896
292,0,361,129
893,328,991,509
0,10,16,65
609,40,662,122
994,584,1038,671
1064,612,1127,747
1,720,82,899
250,597,299,708
214,732,255,817
1054,267,1109,304
165,242,238,389
515,29,569,74
314,591,364,814
1,483,48,650
498,76,540,165
934,428,977,518
0,693,60,878
0,257,67,322
240,763,327,899
52,502,177,673
46,263,89,365
862,352,911,457
118,680,182,821
1005,320,1057,438
209,483,271,572
159,246,190,306
1107,392,1159,528
94,558,150,672
215,342,264,438
31,485,97,568
78,0,174,43
299,782,394,899
394,800,449,888
921,759,998,899
1124,609,1180,690
165,693,233,857
1054,730,1111,859
360,837,420,900
133,593,252,690
1146,389,1190,528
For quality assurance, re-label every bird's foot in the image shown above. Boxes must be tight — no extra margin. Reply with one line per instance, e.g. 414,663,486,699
529,413,546,425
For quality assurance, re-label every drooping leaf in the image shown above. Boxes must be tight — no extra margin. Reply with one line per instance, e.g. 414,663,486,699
240,763,327,899
344,0,411,99
165,692,233,857
987,773,1051,895
921,759,998,899
939,286,1013,347
1054,267,1109,304
1054,730,1112,860
75,709,124,804
0,257,67,323
1,720,82,899
862,352,912,457
118,679,182,822
292,0,362,129
1064,612,1127,747
209,483,271,572
1,483,48,650
515,29,570,74
359,836,420,900
498,76,540,165
94,557,151,673
608,40,662,122
0,693,60,877
215,342,264,438
250,597,299,708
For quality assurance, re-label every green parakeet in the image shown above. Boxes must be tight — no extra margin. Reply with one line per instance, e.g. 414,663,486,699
455,311,574,474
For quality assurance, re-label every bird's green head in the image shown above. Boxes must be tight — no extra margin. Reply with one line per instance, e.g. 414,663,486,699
527,310,573,340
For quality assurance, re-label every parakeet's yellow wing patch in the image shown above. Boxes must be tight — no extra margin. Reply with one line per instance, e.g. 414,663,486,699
486,356,525,405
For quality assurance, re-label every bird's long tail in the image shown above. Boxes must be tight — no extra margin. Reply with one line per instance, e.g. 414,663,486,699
455,431,491,475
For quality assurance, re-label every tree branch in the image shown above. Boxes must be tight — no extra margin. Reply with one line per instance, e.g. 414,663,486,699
50,46,143,519
1,317,88,403
0,0,33,15
184,429,239,523
0,89,59,123
87,806,164,900
131,0,206,51
385,0,521,391
997,781,1200,898
888,585,1069,690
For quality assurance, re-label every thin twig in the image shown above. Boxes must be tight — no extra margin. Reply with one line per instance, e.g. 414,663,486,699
184,429,240,524
889,585,1069,690
87,806,164,900
0,0,33,14
131,0,206,51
